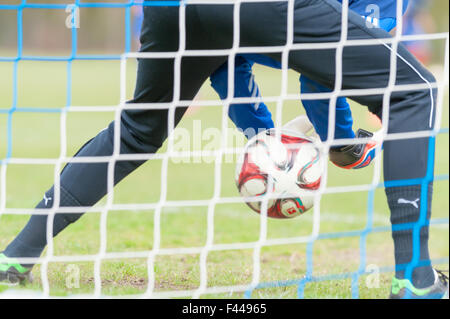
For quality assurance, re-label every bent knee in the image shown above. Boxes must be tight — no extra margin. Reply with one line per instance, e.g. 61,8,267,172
116,115,164,155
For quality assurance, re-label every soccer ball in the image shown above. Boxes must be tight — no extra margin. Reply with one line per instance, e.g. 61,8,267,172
235,128,323,219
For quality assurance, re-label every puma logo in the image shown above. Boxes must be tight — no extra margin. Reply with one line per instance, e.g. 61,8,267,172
398,198,420,209
43,194,52,207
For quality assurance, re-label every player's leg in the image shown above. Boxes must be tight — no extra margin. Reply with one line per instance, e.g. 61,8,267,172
0,5,226,280
196,0,440,295
283,0,439,294
289,2,439,296
210,56,274,139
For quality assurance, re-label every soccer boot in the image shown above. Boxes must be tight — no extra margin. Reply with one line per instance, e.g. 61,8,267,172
329,129,378,169
389,269,449,299
0,252,33,285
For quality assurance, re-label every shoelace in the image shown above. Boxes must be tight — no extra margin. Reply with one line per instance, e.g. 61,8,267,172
435,269,449,286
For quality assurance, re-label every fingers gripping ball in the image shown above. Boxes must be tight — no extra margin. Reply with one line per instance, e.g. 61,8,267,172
236,128,323,219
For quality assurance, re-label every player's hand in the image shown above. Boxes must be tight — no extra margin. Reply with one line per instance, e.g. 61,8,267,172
282,115,320,142
329,128,381,169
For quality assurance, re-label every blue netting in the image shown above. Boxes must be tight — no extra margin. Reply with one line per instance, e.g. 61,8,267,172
0,1,448,299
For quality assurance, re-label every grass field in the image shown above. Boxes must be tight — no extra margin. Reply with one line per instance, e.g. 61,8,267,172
0,59,448,299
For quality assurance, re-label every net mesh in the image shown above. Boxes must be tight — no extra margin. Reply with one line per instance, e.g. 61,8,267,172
0,0,448,298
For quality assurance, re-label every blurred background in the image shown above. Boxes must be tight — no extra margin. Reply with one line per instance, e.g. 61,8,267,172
0,0,449,62
0,0,448,298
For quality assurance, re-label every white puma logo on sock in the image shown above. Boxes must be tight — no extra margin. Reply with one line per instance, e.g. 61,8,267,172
398,198,420,209
43,194,52,207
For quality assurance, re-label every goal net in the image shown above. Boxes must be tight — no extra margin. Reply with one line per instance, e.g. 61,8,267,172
0,0,448,299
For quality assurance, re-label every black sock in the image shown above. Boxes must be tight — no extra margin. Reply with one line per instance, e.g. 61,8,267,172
4,186,84,268
386,184,435,288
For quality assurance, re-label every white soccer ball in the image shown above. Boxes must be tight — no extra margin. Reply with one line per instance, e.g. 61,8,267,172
235,128,323,219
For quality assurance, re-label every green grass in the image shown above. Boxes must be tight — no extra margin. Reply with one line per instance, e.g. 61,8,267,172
0,60,448,299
